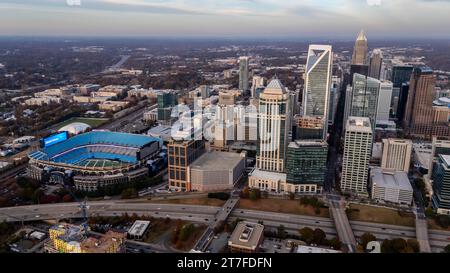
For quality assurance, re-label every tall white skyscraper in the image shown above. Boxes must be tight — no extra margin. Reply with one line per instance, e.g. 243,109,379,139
341,117,373,196
239,56,250,91
376,81,393,122
302,44,333,140
256,78,290,172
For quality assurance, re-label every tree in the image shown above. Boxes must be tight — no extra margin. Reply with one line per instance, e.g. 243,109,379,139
407,239,420,253
444,244,450,253
249,189,261,201
425,207,435,218
328,237,342,250
179,224,195,241
62,194,73,202
31,189,44,204
121,188,137,199
381,239,391,253
436,215,450,228
299,227,314,244
390,238,408,253
288,192,295,200
240,186,250,199
360,232,377,250
277,225,287,239
313,228,326,245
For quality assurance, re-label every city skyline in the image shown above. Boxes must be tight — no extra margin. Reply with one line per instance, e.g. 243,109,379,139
1,0,450,38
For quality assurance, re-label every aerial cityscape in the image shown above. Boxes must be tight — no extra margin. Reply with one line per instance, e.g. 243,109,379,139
1,0,450,261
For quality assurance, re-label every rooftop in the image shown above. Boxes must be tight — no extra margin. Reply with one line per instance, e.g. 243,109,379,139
289,139,328,148
228,221,264,250
128,220,150,237
264,78,286,94
371,168,413,192
346,116,372,133
296,245,341,253
190,151,244,170
356,29,367,41
440,154,450,167
249,168,286,181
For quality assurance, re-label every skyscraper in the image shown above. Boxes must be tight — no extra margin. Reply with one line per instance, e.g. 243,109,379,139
285,140,328,193
302,44,333,140
431,155,450,215
341,117,373,196
157,90,178,125
256,78,290,172
395,83,410,123
369,49,383,80
376,81,393,122
239,56,250,91
251,75,265,98
403,66,436,138
391,65,414,88
347,73,381,129
352,30,368,65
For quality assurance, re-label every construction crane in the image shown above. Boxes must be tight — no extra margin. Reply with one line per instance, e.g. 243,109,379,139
65,185,90,236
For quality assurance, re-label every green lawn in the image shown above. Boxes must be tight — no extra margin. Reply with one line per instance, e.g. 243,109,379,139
346,204,415,227
55,117,109,129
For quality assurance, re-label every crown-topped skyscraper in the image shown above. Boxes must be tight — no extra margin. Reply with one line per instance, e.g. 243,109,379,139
352,30,368,65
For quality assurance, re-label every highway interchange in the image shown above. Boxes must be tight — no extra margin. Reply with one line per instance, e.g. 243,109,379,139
1,199,449,252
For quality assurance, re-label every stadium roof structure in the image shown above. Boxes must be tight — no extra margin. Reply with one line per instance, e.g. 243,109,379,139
28,131,161,164
59,122,91,135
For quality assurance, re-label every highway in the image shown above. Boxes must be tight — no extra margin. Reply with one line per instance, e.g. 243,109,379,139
98,105,153,132
1,200,449,252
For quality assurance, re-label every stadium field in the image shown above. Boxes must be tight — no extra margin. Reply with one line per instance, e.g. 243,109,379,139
75,159,124,168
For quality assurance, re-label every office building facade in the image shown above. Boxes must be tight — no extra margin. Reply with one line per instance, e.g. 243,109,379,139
432,155,450,215
403,67,436,138
285,140,328,192
369,49,383,80
341,117,373,196
256,79,290,172
168,139,205,192
381,138,412,172
302,45,333,140
239,56,250,91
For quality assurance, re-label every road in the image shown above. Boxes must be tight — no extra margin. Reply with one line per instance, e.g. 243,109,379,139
0,164,27,182
1,200,450,252
103,55,130,73
324,70,346,192
99,104,155,132
193,197,239,252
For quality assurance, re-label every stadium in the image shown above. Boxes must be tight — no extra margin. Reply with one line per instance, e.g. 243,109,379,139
27,131,163,192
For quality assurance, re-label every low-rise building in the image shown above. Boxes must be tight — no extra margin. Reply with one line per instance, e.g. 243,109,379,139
190,151,246,192
370,168,413,205
45,223,126,253
127,220,150,240
99,101,129,112
24,97,62,106
228,221,264,253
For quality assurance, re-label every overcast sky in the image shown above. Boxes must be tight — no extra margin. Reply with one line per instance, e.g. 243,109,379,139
1,0,450,38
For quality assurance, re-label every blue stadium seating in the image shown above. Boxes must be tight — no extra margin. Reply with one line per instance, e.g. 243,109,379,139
28,131,160,165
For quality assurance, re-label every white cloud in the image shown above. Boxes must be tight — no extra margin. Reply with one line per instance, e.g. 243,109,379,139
367,0,382,6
